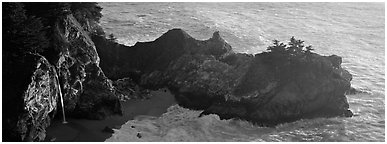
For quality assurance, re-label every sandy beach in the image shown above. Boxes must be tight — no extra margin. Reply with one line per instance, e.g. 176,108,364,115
45,88,176,142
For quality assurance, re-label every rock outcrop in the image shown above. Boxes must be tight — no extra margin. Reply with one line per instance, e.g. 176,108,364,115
93,29,233,81
95,29,353,126
201,53,353,125
3,14,122,141
3,54,59,141
53,15,121,119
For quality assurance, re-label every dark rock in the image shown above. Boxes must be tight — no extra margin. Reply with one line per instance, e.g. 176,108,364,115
344,110,354,117
43,135,57,142
156,54,246,109
328,55,342,69
53,15,122,119
345,86,370,95
113,77,137,100
346,87,358,95
201,52,353,125
136,133,142,138
102,126,115,133
93,28,233,81
3,14,122,141
112,77,152,101
94,29,353,125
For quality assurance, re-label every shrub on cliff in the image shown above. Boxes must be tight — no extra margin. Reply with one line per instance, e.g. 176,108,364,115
3,2,105,63
265,37,315,64
267,36,314,56
23,2,101,26
70,2,103,29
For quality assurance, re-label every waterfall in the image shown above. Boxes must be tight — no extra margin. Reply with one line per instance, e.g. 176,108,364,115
55,74,67,124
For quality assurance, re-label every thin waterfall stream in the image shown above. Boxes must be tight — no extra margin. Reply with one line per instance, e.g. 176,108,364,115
55,74,67,124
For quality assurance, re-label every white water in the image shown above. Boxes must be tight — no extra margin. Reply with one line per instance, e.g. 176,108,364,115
99,2,385,142
55,74,67,124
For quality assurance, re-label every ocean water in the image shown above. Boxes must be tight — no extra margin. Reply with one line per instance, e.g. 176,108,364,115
99,2,385,142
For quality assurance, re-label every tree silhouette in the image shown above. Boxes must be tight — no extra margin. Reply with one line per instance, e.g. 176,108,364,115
305,45,314,53
266,40,286,54
266,37,314,55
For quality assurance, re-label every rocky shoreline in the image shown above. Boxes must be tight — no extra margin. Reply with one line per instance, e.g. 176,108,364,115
3,3,354,141
44,89,176,142
94,28,354,126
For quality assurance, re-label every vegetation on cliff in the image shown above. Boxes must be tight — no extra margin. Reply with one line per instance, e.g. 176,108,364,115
3,2,102,61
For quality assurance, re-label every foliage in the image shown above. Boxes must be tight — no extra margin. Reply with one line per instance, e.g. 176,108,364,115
3,2,105,60
266,36,314,56
23,2,71,26
3,3,49,56
70,2,102,23
23,2,101,26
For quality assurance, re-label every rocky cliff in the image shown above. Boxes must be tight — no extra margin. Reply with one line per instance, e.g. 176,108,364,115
3,54,59,141
3,3,354,141
53,15,121,119
3,14,121,141
95,29,353,126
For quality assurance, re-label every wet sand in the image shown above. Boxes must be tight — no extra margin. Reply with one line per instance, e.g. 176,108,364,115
45,88,176,142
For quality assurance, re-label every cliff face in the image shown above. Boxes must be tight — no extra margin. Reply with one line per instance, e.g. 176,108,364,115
3,14,121,141
95,29,353,126
53,15,121,119
3,54,59,141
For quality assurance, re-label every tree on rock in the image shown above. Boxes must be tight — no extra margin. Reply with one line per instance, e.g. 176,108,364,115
266,37,314,56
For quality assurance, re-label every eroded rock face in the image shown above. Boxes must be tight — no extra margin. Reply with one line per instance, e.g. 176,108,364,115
3,54,59,141
3,14,122,141
95,29,353,125
54,15,121,119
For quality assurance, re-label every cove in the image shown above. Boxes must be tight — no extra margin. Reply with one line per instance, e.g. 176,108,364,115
44,88,176,142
